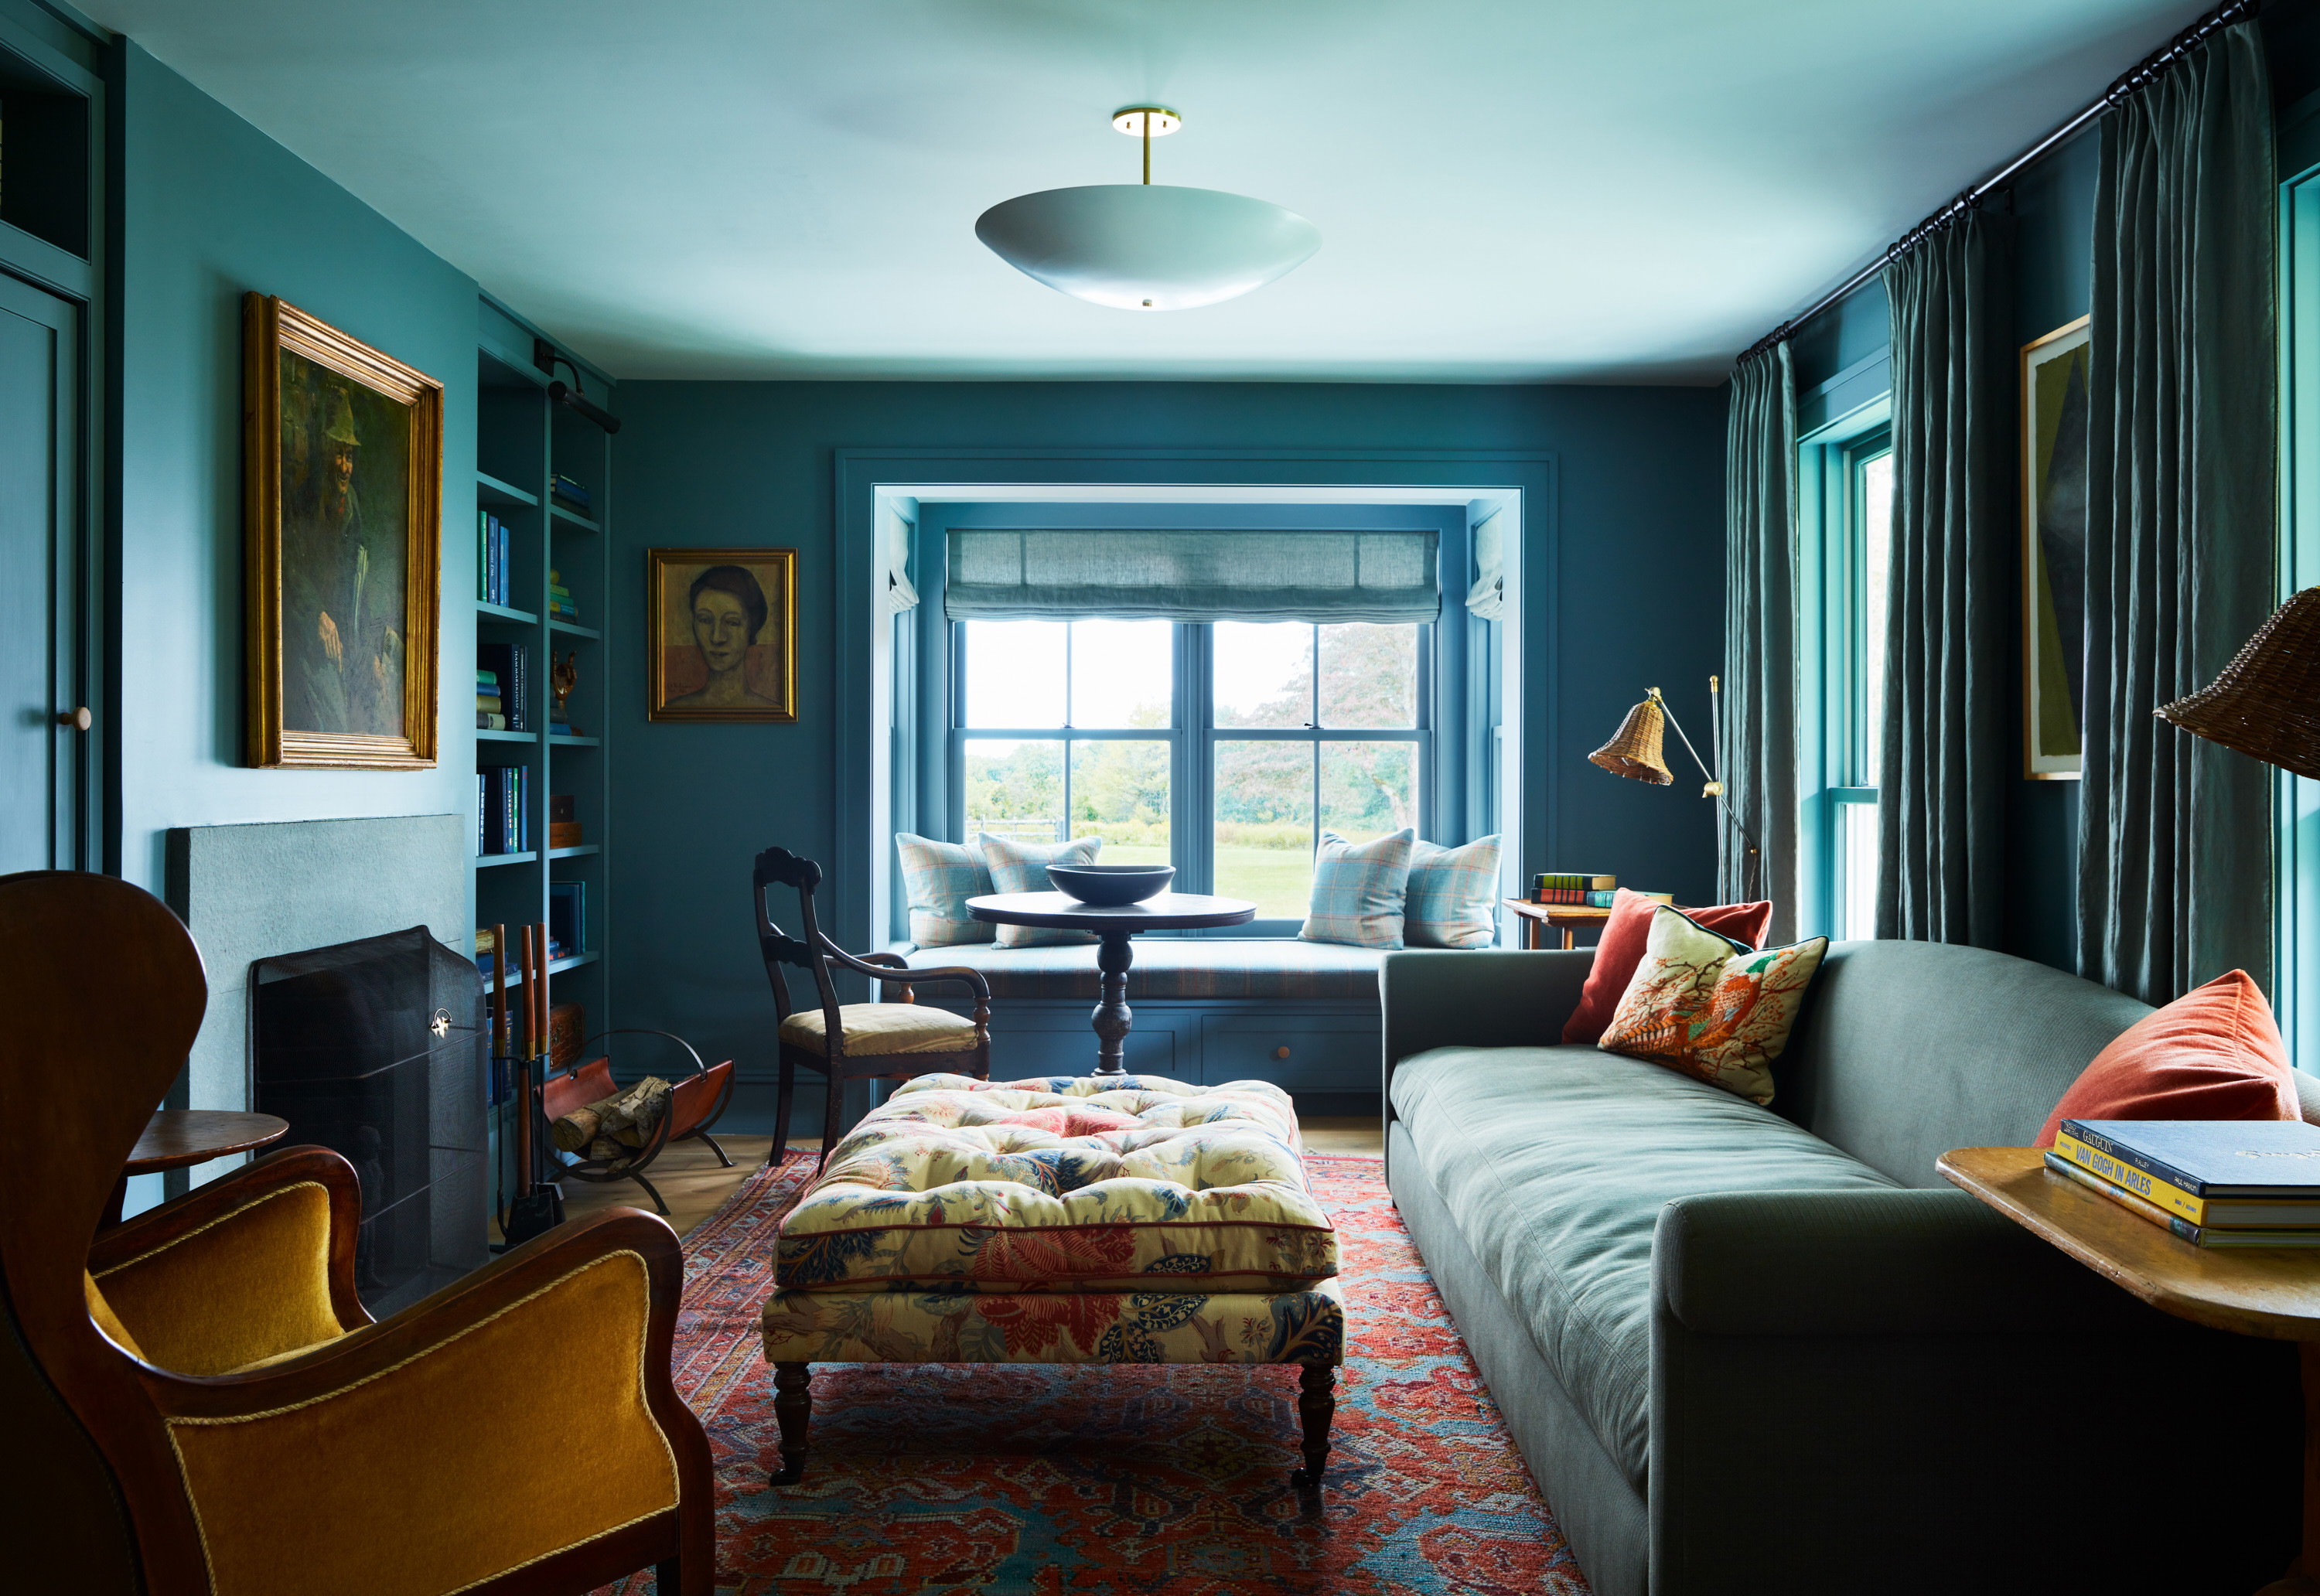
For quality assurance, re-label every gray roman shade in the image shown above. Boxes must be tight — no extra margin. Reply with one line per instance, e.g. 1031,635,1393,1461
944,528,1441,623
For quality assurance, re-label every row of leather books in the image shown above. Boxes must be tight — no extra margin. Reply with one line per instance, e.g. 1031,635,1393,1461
2048,1119,2320,1247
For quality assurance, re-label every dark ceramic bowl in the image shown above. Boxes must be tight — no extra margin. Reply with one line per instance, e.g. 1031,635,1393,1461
1047,864,1175,906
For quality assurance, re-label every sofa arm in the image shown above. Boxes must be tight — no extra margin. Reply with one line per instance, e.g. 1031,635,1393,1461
1653,1188,2160,1337
1381,949,1592,1078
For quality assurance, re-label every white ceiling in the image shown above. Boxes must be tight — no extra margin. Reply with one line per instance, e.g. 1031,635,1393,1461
92,0,2211,384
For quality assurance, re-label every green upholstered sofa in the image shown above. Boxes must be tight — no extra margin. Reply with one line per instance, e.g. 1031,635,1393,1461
1383,940,2302,1596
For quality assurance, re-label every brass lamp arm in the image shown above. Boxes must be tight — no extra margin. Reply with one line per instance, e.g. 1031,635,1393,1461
1651,684,1767,904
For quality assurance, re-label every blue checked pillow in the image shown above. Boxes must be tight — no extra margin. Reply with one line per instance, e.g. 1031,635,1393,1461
978,832,1103,946
895,834,995,946
1405,834,1502,949
1298,828,1414,950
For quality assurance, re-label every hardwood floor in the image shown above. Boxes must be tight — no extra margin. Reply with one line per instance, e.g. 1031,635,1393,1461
553,1117,1387,1237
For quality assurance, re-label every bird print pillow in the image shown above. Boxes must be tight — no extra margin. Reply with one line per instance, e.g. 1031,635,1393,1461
1598,904,1829,1105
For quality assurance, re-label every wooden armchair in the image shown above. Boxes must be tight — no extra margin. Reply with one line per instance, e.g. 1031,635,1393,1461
543,1030,738,1216
752,845,993,1167
2,870,715,1596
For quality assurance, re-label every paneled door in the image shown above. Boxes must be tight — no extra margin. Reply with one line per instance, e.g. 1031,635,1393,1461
0,271,84,873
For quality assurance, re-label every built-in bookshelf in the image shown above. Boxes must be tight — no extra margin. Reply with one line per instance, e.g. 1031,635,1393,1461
472,297,612,1076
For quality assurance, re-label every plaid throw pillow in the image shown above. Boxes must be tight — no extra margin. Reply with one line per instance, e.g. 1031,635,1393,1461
1405,834,1502,949
894,834,995,947
1298,828,1414,949
978,833,1103,947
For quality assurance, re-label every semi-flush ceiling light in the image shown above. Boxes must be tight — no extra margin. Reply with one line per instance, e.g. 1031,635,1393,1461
976,106,1321,312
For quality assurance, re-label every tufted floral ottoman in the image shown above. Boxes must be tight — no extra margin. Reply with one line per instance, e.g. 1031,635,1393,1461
759,1073,1345,1487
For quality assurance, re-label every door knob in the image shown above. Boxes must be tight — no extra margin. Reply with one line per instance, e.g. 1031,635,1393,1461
56,706,91,732
1274,1045,1291,1059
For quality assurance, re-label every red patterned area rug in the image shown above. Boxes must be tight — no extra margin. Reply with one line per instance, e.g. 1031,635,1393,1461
601,1151,1591,1595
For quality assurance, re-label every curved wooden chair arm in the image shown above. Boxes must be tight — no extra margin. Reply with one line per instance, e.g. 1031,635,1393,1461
817,937,993,1005
90,1145,371,1333
142,1206,688,1411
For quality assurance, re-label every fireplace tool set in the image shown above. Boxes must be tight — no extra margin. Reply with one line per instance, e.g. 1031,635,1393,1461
490,920,566,1247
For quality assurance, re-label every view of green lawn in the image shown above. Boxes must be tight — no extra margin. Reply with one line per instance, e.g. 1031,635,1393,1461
1087,842,1313,919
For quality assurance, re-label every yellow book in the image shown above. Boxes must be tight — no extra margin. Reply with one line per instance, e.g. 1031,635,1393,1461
2053,1130,2211,1223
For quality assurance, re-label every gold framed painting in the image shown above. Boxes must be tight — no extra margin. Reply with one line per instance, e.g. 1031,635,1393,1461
244,293,443,769
2021,315,2090,780
647,547,798,722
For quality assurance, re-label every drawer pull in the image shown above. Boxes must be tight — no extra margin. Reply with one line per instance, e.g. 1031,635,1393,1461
1274,1046,1290,1059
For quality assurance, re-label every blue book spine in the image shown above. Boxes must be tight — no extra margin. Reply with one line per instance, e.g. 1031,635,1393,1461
477,772,487,856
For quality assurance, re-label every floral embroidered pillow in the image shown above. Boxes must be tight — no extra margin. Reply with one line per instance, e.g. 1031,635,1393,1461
1598,904,1829,1105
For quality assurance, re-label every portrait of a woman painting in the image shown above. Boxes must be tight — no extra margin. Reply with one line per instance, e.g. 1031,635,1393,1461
244,294,442,769
647,547,797,722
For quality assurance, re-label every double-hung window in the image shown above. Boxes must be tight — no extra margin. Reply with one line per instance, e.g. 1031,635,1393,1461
940,524,1451,930
1824,430,1892,938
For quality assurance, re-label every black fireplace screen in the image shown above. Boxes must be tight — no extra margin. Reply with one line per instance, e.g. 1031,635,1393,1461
250,926,489,1316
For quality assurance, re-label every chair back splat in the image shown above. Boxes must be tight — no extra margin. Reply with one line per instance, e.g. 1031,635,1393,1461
0,871,211,1592
752,844,995,1168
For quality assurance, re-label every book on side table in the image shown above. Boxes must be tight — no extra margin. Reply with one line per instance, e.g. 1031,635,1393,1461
2050,1119,2320,1246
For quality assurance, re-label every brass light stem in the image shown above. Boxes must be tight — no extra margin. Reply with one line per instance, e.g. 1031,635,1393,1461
1143,117,1151,185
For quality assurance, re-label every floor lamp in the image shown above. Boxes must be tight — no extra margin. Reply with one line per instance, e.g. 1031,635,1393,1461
1588,677,1765,903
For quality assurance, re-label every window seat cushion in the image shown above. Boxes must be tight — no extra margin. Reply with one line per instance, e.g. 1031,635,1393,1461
899,938,1385,1001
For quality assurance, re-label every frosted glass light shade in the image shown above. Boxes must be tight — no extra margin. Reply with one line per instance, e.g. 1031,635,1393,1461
976,184,1321,311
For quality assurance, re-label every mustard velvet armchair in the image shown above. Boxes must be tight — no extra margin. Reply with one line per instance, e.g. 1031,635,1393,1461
0,871,716,1596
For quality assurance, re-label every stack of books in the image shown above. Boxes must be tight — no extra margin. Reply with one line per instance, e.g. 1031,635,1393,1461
1533,872,1627,907
2048,1119,2320,1247
477,766,531,857
477,512,513,605
548,567,578,622
477,643,529,732
550,472,591,512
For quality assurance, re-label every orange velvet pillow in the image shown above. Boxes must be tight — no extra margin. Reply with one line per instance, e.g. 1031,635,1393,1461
1560,888,1776,1045
2033,970,2298,1148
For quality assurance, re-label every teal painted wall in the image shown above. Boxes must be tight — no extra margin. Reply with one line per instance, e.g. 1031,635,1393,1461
111,41,479,899
606,381,1725,1100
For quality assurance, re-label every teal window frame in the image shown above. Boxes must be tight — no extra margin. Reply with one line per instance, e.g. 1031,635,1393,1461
946,619,1435,936
1796,401,1892,941
2277,158,2320,1068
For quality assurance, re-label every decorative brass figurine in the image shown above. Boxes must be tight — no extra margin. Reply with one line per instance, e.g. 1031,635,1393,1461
551,650,580,735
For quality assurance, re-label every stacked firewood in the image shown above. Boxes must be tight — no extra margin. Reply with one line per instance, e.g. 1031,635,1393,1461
551,1076,673,1168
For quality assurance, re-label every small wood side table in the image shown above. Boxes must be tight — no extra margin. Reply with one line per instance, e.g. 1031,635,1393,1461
966,890,1256,1077
1941,1146,2320,1594
104,1109,290,1228
1503,899,1612,950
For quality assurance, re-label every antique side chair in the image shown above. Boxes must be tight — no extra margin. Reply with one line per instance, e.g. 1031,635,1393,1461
752,845,993,1167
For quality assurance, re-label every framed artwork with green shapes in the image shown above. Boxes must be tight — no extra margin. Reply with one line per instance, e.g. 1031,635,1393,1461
2022,315,2090,780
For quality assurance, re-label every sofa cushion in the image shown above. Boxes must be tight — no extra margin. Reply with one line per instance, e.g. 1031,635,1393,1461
895,833,996,947
1562,889,1773,1045
902,937,1383,1001
980,833,1103,946
1300,827,1414,949
776,1073,1336,1292
1597,906,1829,1105
1390,1045,1899,1487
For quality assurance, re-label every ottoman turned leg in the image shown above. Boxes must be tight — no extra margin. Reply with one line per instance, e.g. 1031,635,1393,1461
1291,1363,1336,1488
769,1361,812,1486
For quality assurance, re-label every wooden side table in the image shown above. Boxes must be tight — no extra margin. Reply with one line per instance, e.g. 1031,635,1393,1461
1941,1145,2320,1594
1503,899,1612,950
104,1109,290,1228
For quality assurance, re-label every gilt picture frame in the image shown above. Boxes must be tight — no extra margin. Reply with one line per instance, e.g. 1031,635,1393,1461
244,293,442,769
2021,315,2090,780
647,547,799,722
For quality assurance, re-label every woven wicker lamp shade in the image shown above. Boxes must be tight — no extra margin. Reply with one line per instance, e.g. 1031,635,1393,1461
2155,587,2320,781
1590,693,1675,785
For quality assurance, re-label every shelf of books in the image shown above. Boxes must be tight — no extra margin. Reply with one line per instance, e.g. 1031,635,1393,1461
473,295,611,1125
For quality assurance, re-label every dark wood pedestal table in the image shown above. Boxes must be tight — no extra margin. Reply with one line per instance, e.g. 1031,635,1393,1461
104,1110,290,1228
1941,1146,2320,1594
965,891,1257,1077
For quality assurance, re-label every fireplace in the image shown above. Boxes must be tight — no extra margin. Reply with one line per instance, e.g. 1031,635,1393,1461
251,926,489,1316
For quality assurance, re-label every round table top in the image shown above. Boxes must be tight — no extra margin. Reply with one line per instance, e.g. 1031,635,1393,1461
967,890,1258,933
125,1110,290,1175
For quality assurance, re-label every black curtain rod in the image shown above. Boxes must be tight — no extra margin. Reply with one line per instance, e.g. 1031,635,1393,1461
1735,0,2261,367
